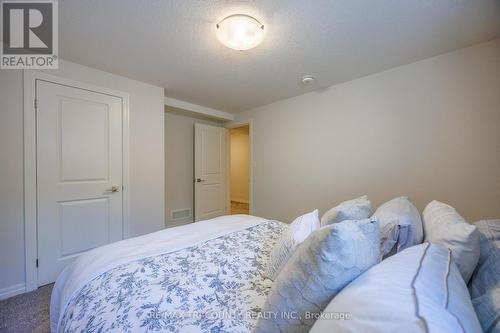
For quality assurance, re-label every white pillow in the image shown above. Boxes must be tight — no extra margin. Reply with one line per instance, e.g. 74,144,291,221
257,218,380,333
311,243,482,333
266,210,320,280
320,195,371,226
373,196,423,258
423,200,479,282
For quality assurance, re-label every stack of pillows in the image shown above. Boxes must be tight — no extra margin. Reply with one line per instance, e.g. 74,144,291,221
256,196,482,333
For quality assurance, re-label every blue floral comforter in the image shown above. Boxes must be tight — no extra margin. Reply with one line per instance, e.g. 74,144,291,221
60,220,285,333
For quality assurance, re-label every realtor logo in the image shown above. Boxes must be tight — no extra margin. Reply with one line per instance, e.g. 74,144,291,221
1,0,58,69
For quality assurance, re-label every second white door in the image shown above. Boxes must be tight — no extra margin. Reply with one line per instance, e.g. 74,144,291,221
194,123,227,221
36,80,124,286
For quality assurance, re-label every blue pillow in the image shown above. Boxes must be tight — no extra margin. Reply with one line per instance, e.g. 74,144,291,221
469,219,500,333
255,218,380,333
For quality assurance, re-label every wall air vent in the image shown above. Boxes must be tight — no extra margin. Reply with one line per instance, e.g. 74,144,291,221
171,208,191,221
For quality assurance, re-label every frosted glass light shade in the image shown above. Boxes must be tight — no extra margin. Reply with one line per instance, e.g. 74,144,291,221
216,14,265,51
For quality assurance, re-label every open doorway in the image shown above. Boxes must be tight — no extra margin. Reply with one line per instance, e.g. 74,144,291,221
228,125,250,215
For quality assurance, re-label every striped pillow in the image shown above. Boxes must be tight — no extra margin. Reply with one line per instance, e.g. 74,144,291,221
266,210,320,280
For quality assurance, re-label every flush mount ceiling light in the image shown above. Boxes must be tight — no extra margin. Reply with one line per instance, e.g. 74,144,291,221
216,14,265,51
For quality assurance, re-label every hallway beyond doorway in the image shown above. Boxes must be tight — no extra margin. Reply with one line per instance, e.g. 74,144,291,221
231,201,249,215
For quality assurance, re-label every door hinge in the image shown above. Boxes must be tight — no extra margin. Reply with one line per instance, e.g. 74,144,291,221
34,99,38,110
36,259,39,268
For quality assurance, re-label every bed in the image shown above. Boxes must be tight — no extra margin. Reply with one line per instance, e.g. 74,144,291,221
51,215,285,333
51,214,500,333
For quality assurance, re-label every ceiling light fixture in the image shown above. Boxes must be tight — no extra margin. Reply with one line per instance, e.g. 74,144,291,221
216,14,265,51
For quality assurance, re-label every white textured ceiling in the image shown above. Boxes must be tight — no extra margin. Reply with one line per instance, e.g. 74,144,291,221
60,0,500,113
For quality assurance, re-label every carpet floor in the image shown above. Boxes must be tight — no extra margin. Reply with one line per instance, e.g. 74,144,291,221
0,284,52,333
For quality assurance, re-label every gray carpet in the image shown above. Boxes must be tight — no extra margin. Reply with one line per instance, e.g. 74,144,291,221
0,284,52,333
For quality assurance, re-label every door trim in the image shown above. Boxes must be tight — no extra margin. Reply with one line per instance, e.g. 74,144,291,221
225,120,254,215
23,70,130,291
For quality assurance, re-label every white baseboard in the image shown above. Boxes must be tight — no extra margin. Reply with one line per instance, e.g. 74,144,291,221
166,218,193,228
0,283,26,301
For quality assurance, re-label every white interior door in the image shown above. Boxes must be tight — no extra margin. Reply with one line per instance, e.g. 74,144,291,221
36,80,124,286
194,123,227,221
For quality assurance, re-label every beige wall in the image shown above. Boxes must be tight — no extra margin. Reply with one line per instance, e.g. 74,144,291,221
230,126,250,203
164,109,223,227
0,60,165,297
233,39,500,223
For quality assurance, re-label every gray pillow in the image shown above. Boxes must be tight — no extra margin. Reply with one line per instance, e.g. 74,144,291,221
320,195,371,226
372,196,423,259
255,218,380,333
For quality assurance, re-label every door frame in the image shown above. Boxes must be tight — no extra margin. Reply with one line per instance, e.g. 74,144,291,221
225,120,254,215
23,70,130,291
